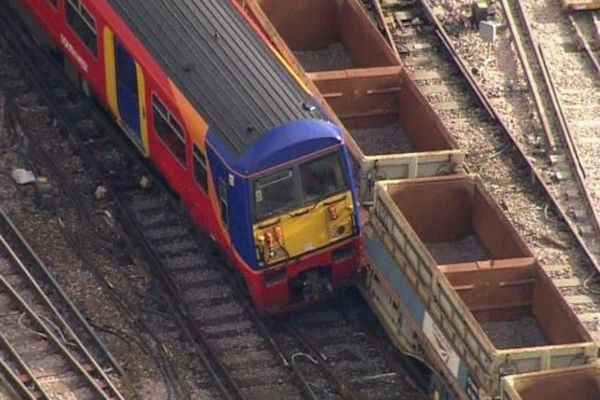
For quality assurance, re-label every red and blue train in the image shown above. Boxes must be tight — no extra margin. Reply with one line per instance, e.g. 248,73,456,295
15,0,362,314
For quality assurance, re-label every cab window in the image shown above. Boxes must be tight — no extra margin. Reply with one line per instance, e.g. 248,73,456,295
299,151,347,202
254,168,299,222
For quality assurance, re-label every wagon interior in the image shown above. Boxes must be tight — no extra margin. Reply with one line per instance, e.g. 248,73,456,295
257,0,457,156
388,177,590,349
258,0,396,71
509,366,600,400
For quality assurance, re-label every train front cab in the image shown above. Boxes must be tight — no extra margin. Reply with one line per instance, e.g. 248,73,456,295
17,0,362,316
207,120,362,315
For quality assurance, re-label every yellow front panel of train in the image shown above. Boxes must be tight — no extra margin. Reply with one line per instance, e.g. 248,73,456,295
253,191,354,266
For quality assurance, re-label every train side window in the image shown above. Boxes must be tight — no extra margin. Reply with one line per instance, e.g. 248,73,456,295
219,179,228,227
152,95,186,166
66,0,97,57
193,145,208,192
48,0,58,8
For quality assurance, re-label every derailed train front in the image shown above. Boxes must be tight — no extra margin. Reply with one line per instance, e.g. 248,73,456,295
207,119,362,314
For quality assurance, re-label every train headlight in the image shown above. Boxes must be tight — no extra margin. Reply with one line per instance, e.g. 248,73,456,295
327,205,338,220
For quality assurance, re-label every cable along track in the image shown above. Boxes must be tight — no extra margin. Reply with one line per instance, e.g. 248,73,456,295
0,211,127,400
267,294,428,400
374,0,600,341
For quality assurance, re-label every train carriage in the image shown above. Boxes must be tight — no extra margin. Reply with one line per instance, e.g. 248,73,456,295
16,0,362,315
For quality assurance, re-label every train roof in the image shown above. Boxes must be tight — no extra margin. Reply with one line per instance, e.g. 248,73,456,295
106,0,319,155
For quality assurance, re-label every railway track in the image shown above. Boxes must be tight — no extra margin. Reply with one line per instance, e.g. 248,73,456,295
271,294,426,400
372,0,600,341
501,0,600,255
568,10,600,74
0,210,127,400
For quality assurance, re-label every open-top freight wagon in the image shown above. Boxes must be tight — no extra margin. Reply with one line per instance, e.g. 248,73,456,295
240,0,465,200
501,363,600,400
361,175,596,399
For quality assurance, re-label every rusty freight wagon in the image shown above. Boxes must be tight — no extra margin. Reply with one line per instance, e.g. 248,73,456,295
239,0,464,200
361,174,596,399
501,363,600,400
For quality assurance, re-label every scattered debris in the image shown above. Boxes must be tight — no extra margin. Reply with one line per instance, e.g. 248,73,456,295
95,185,108,200
11,168,35,185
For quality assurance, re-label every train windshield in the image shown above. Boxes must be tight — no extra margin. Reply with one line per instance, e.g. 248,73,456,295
253,151,348,222
299,151,347,202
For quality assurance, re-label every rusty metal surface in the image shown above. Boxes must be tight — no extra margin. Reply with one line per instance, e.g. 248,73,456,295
503,364,600,400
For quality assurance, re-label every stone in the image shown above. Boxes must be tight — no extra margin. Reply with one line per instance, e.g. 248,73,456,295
10,168,35,185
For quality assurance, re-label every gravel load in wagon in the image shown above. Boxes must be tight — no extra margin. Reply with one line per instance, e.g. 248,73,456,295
388,175,587,350
502,364,600,400
258,0,397,72
294,43,355,72
348,123,416,155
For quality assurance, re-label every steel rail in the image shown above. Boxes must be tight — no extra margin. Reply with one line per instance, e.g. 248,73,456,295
500,0,556,149
0,30,242,400
0,233,122,399
0,331,52,400
368,0,402,61
568,13,600,76
285,322,361,400
501,0,600,265
0,208,127,379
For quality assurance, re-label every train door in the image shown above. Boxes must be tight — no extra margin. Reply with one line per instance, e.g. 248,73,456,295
114,40,142,147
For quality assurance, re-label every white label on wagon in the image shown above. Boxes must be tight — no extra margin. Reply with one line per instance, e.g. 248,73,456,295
423,312,460,379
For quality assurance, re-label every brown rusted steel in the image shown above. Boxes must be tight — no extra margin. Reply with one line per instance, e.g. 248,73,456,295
568,13,600,76
240,0,464,201
502,364,600,400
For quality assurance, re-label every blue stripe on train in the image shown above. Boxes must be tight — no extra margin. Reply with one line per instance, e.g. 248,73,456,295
365,234,469,395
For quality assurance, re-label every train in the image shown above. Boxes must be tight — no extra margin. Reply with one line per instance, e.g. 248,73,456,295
13,0,362,315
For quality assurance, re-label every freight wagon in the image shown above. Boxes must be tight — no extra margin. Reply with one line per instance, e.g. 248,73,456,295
501,363,600,400
361,175,596,400
240,0,465,201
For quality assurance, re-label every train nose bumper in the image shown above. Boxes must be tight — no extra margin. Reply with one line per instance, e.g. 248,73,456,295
289,268,333,303
249,236,361,316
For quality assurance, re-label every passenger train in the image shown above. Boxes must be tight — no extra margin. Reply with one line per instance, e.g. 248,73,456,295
14,0,362,315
